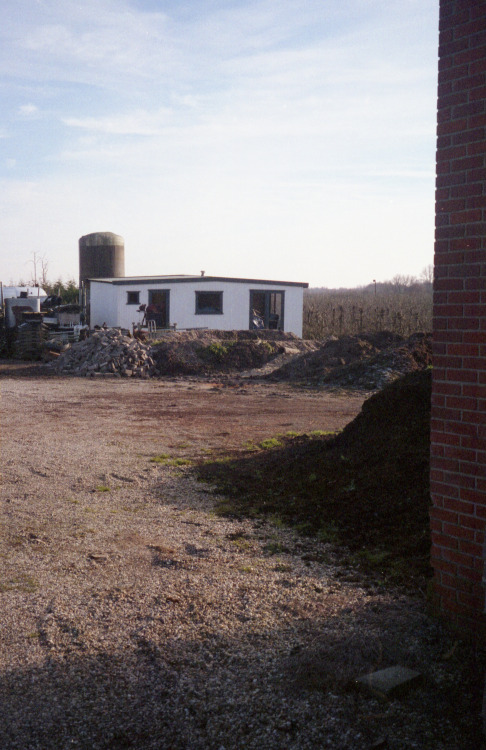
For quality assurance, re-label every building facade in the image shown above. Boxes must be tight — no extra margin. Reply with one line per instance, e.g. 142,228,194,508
88,275,308,337
430,0,486,636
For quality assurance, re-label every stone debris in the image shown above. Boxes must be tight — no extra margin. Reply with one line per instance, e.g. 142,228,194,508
53,328,157,378
355,665,423,699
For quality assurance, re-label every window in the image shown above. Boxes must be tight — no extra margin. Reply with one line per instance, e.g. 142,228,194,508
126,291,140,305
195,291,223,314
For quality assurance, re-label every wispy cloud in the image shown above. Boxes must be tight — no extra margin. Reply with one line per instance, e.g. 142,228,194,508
0,0,439,287
62,108,173,136
18,103,39,117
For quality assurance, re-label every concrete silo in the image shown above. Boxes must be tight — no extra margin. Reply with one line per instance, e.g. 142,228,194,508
79,232,125,326
79,231,125,287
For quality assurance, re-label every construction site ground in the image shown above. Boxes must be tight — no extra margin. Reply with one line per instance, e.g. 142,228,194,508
1,359,484,749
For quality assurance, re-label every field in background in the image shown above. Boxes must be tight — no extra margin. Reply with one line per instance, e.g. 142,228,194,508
303,275,433,339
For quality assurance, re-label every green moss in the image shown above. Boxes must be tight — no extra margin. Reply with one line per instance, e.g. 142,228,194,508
150,454,171,464
0,574,39,593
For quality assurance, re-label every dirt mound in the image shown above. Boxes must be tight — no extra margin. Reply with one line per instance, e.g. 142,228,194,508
49,328,313,378
197,369,432,587
267,331,432,389
151,329,309,375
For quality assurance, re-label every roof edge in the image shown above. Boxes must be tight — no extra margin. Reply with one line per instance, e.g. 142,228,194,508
88,275,309,288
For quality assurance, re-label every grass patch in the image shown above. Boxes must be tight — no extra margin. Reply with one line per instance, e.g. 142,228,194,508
150,454,193,467
0,574,39,593
150,454,171,464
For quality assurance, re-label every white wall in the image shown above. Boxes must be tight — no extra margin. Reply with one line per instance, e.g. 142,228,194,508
89,280,305,336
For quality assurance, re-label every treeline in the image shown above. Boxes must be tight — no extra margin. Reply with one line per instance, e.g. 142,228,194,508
303,273,433,339
43,279,79,305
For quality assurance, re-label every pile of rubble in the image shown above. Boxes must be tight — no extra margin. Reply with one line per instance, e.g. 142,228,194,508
53,328,157,378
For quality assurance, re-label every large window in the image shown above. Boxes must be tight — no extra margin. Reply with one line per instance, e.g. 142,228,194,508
195,291,223,314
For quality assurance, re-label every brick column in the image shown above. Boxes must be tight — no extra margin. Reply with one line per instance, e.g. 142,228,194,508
431,0,486,636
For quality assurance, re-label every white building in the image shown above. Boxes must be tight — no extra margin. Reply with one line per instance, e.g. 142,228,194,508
88,274,308,337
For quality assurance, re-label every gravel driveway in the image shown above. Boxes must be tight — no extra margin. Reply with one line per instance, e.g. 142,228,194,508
0,370,482,749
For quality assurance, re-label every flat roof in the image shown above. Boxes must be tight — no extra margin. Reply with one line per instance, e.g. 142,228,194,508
88,275,309,288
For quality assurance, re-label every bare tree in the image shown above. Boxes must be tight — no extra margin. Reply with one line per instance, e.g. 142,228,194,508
420,264,434,284
29,252,49,288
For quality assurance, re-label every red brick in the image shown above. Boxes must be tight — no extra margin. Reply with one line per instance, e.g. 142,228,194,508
464,253,486,268
439,8,470,32
430,481,459,499
444,445,477,462
442,547,475,567
447,343,479,356
468,167,486,182
460,458,486,476
447,291,481,304
467,140,486,156
439,39,470,59
433,380,463,395
452,127,485,146
469,85,486,102
445,368,478,382
443,497,475,515
452,154,485,172
461,435,485,451
434,353,464,367
438,118,469,137
457,592,484,611
452,101,486,119
450,183,484,197
459,514,484,530
444,472,476,490
432,558,457,575
432,431,462,447
464,332,486,344
446,396,478,411
453,75,486,93
458,566,484,585
443,420,478,437
444,522,475,541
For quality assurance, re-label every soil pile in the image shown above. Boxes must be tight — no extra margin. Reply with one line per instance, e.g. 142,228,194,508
197,369,432,587
150,329,313,375
51,328,314,378
267,331,432,390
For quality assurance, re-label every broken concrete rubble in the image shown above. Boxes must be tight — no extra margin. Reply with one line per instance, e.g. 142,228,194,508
53,328,157,378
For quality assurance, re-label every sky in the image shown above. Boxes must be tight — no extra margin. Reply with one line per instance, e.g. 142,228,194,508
0,0,439,289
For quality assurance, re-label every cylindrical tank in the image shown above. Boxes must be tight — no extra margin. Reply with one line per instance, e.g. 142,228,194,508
78,232,125,287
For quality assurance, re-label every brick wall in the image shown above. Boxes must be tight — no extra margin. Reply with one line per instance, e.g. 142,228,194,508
431,0,486,636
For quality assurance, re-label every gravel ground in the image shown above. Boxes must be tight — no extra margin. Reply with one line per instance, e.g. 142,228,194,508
1,371,484,749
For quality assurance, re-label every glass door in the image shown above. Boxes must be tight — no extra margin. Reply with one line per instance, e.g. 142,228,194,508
250,291,284,330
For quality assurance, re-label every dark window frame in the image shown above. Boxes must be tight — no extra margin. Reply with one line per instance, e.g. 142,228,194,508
126,291,140,305
195,291,224,315
249,290,285,330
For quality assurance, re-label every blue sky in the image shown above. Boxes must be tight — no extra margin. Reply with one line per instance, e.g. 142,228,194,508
1,0,439,288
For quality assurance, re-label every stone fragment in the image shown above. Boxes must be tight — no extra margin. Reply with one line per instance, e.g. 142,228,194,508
354,665,422,699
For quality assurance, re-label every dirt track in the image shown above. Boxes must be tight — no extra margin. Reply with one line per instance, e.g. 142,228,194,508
1,365,482,749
